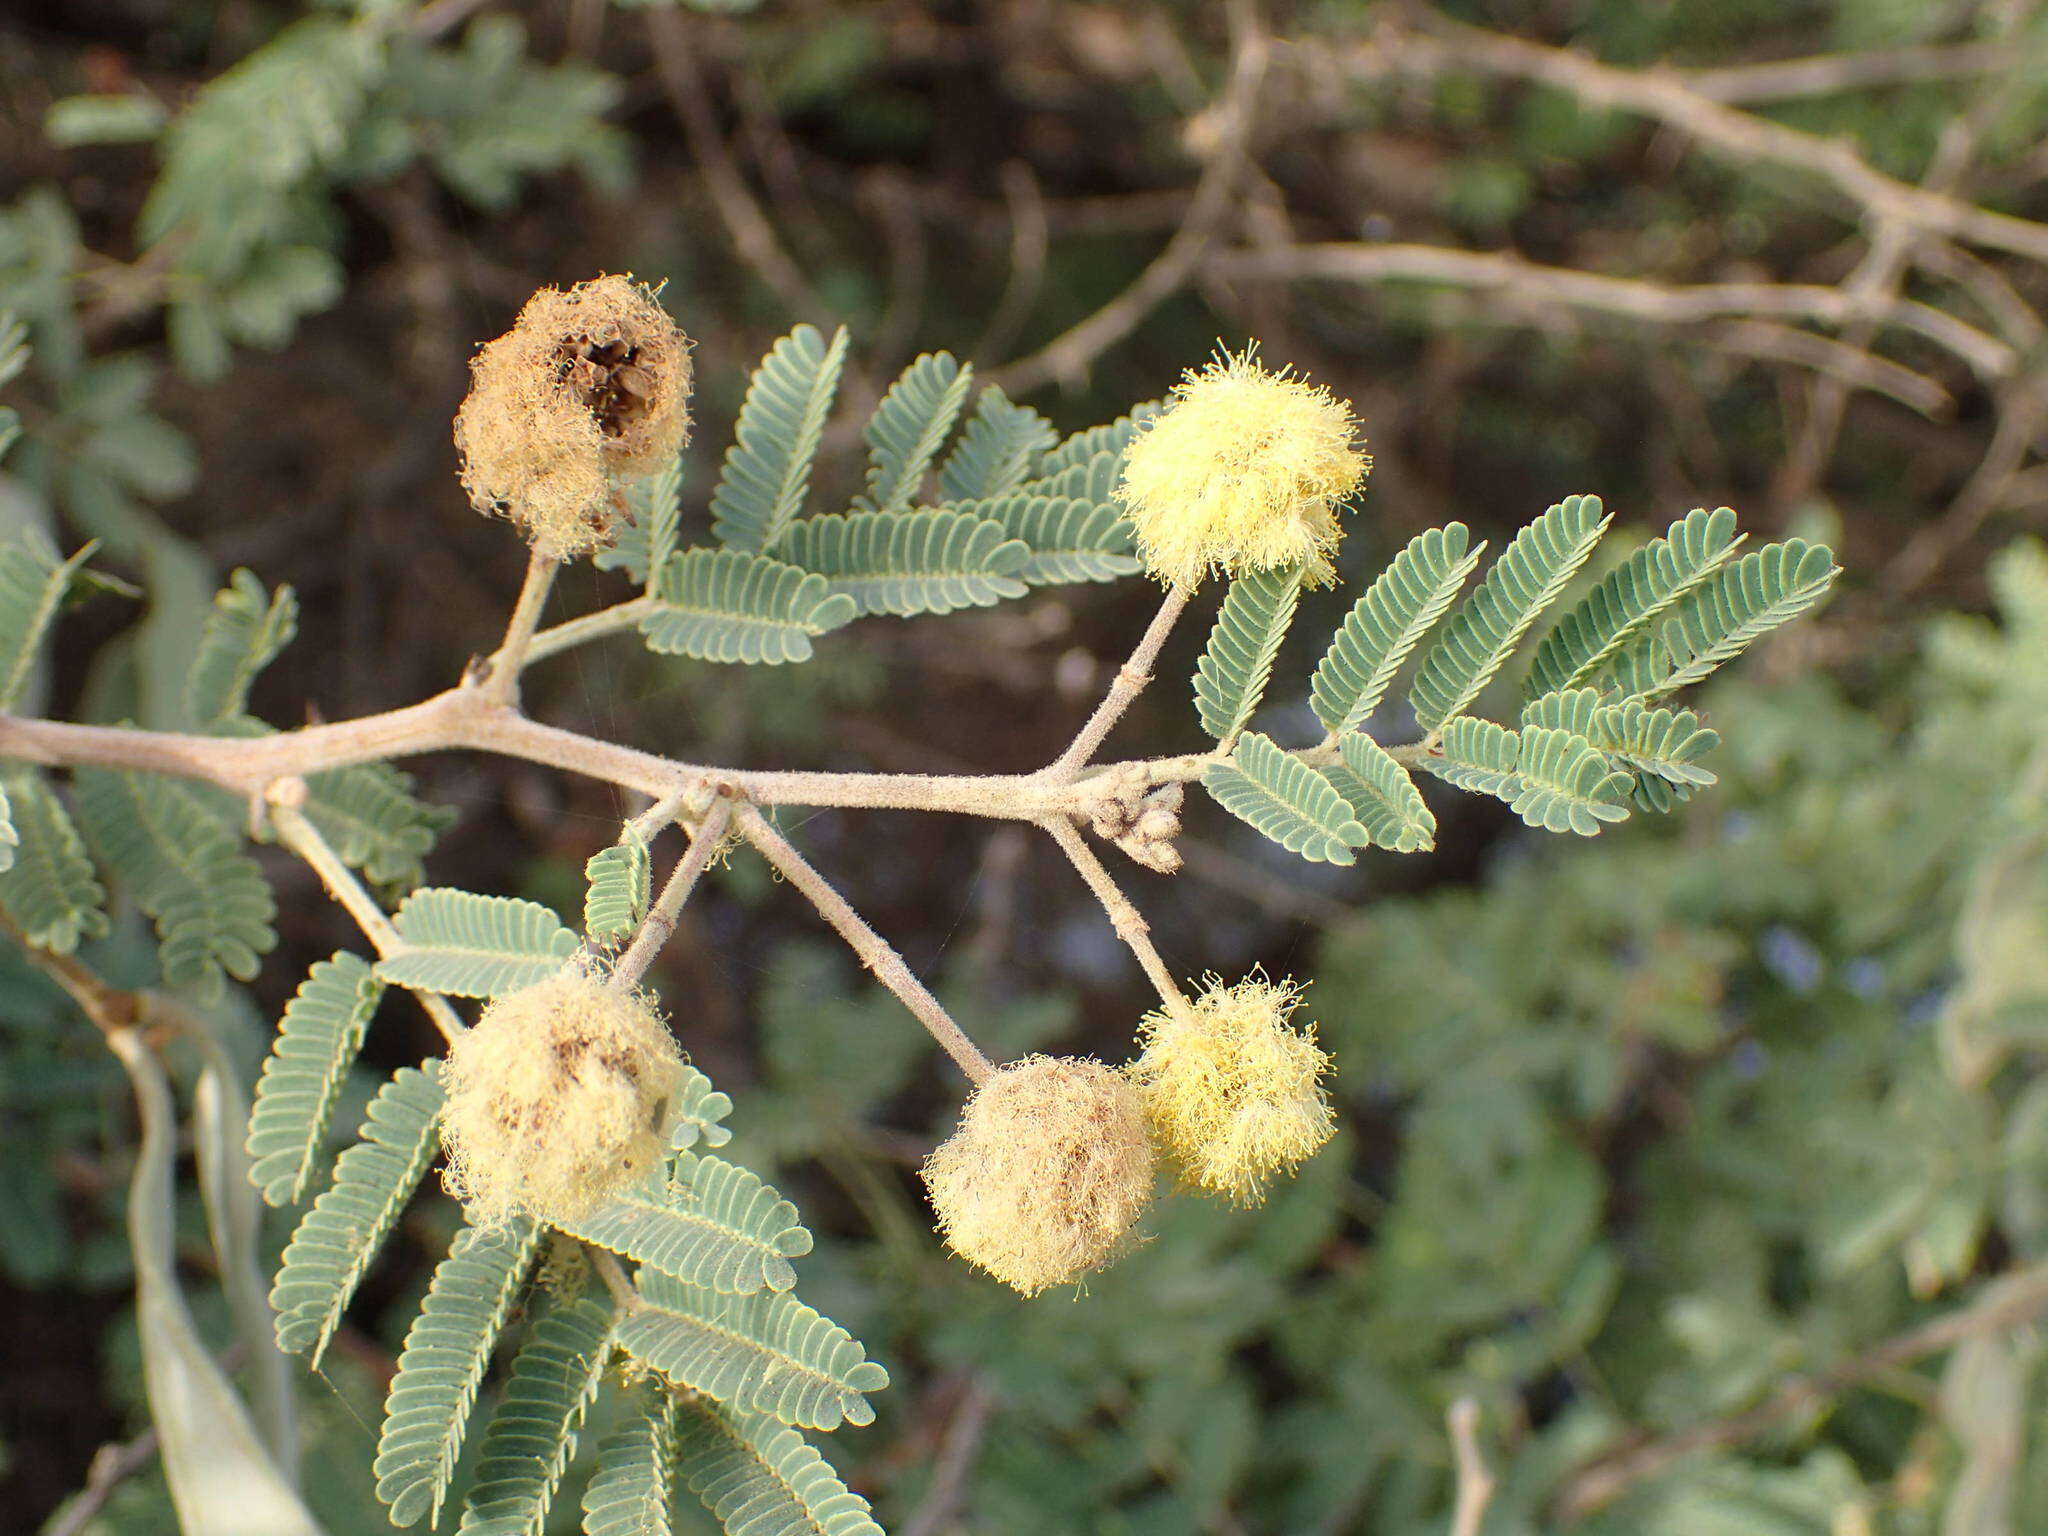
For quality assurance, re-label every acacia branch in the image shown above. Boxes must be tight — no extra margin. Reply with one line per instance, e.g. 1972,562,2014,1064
1368,8,2048,270
1047,583,1194,779
606,797,732,991
1554,1257,2048,1521
1041,815,1186,1013
734,803,995,1084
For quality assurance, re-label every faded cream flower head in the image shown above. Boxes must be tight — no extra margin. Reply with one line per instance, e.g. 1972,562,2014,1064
453,275,693,561
922,1055,1154,1296
441,973,686,1227
1130,975,1335,1204
1115,348,1369,589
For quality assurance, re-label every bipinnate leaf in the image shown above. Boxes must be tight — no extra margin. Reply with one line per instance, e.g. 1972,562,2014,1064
187,567,299,726
455,1296,617,1536
640,549,858,666
247,951,383,1206
73,767,276,994
1422,715,1630,836
581,1392,680,1536
271,1064,445,1365
938,386,1057,502
1523,506,1742,699
779,509,1029,617
0,768,108,952
1410,495,1612,733
712,325,850,554
960,489,1141,585
617,1270,889,1431
1310,523,1481,735
853,351,973,514
0,533,97,712
559,1153,812,1296
1326,733,1435,853
1201,732,1367,866
377,888,579,998
1194,565,1302,741
1599,538,1840,700
674,1398,884,1536
375,1218,545,1528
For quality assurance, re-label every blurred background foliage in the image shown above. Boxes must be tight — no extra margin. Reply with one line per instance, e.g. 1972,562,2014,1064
7,0,2048,1531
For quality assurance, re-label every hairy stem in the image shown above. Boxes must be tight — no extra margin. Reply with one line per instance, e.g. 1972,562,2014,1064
607,798,732,991
525,596,659,666
1446,1399,1496,1536
1042,815,1187,1013
480,547,559,704
266,791,466,1042
735,803,995,1083
1047,583,1193,779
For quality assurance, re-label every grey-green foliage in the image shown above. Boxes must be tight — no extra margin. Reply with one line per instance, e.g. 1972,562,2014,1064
711,324,851,555
675,1399,885,1536
246,950,384,1205
377,888,580,997
854,351,973,514
270,1063,445,1365
1188,498,1836,867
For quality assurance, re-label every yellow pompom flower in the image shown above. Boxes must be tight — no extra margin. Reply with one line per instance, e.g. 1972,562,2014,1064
922,1055,1155,1296
441,973,686,1227
1115,348,1369,589
1129,975,1335,1204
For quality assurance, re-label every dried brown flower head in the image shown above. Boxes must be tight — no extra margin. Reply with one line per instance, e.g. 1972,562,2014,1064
453,275,693,559
921,1055,1155,1296
440,973,686,1227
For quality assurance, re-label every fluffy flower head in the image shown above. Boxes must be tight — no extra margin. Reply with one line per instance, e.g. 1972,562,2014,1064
922,1055,1154,1296
454,274,693,560
1130,975,1335,1204
441,973,686,1227
1115,348,1369,589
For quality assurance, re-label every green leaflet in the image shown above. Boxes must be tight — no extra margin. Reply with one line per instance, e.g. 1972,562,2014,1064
186,568,299,726
109,1032,327,1536
674,1398,884,1536
1423,716,1630,836
778,509,1029,617
581,1391,679,1536
1422,716,1522,798
959,491,1141,585
1585,697,1721,788
1194,565,1302,741
246,951,384,1206
1522,506,1743,699
640,549,858,666
375,1218,544,1528
1600,538,1841,701
597,450,685,586
0,533,97,712
617,1270,889,1431
271,1063,444,1365
853,351,973,514
0,768,107,952
559,1153,813,1296
937,386,1058,501
301,758,454,890
711,325,850,555
1326,732,1435,853
455,1296,617,1536
585,831,652,942
672,1066,735,1152
1410,495,1612,734
1032,403,1159,479
377,887,579,997
1310,523,1482,735
73,767,276,993
1201,732,1367,866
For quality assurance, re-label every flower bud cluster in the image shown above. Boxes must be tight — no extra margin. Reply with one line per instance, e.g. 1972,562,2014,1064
1088,766,1185,873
